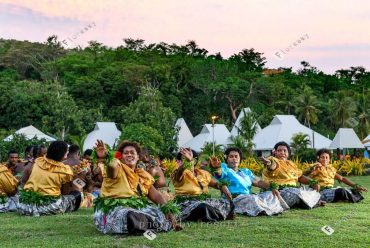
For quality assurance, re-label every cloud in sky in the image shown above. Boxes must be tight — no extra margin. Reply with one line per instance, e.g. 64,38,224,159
1,0,370,73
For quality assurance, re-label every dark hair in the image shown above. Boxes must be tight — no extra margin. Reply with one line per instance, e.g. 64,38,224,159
83,149,93,157
273,141,291,155
316,148,332,159
117,141,141,155
25,145,33,155
176,149,198,160
225,147,243,160
68,144,80,155
32,145,46,158
8,150,18,156
46,141,68,162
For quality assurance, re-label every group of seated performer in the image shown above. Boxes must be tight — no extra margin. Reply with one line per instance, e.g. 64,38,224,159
0,138,367,237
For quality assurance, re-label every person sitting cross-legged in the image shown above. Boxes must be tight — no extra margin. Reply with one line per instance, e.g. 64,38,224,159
209,147,286,216
93,140,181,235
308,148,367,203
17,141,82,216
172,147,235,222
260,141,322,209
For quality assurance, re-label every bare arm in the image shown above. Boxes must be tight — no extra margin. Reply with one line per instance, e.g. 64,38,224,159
260,157,277,171
21,165,33,186
335,174,368,192
209,178,232,200
147,185,166,205
298,175,320,192
150,166,166,188
252,178,280,197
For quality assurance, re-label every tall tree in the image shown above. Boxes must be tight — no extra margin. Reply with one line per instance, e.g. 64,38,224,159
293,86,321,128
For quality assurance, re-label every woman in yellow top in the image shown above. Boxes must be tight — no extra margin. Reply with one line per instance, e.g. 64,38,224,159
17,141,82,216
172,147,234,222
260,141,321,209
93,140,181,235
308,148,367,203
0,163,18,212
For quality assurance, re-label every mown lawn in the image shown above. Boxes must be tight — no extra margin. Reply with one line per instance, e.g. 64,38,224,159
0,176,369,248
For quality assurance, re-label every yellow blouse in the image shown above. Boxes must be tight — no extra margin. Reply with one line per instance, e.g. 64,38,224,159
173,168,211,196
100,159,155,198
309,163,337,187
24,157,74,196
262,157,303,186
0,164,18,196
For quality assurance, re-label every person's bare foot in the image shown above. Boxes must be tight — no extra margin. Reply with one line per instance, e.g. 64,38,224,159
319,200,326,206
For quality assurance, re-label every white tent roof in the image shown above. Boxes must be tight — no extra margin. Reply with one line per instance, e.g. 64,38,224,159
230,107,261,138
175,118,193,148
363,134,370,148
329,128,364,149
4,125,56,142
253,115,332,150
182,124,231,152
83,122,121,151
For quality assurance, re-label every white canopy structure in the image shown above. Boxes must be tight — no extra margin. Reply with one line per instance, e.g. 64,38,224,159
329,128,365,149
4,125,56,142
175,118,193,148
230,107,261,137
253,115,332,150
182,124,231,152
363,134,370,148
83,122,121,151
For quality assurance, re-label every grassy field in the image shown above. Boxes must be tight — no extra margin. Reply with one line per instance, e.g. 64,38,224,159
0,176,369,248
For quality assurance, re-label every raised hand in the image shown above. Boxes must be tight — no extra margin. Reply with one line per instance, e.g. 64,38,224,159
94,140,107,158
259,157,271,166
180,147,193,161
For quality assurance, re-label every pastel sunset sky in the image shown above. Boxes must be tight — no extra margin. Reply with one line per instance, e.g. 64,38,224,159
1,0,369,73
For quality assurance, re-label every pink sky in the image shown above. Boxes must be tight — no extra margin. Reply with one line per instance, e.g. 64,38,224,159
1,0,370,73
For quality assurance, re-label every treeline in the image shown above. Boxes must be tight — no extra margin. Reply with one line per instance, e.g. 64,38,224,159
0,36,369,157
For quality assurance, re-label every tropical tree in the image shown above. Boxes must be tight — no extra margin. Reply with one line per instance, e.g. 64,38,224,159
236,109,258,156
329,91,356,129
355,91,370,139
120,123,164,156
293,86,321,128
120,85,177,156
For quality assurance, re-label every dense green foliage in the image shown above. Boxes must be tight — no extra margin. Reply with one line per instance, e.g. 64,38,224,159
0,37,369,157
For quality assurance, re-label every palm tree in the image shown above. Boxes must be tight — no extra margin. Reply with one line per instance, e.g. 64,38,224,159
356,92,370,139
329,91,356,129
291,133,311,153
237,110,258,156
200,142,224,161
293,86,321,129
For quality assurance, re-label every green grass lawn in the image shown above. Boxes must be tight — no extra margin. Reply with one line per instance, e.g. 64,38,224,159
1,176,369,248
